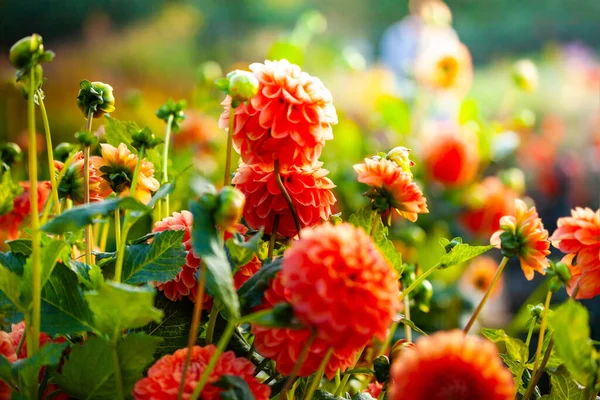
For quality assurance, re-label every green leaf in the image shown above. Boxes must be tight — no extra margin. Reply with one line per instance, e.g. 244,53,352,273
85,281,163,337
481,328,528,362
226,229,263,268
21,239,67,306
238,258,282,314
41,197,149,234
546,365,586,400
190,200,240,320
0,354,14,387
398,315,427,336
213,375,256,400
437,241,493,269
6,239,32,256
0,171,23,216
242,303,304,329
500,353,528,395
56,333,161,400
0,264,23,310
12,342,68,398
313,390,346,400
548,300,597,387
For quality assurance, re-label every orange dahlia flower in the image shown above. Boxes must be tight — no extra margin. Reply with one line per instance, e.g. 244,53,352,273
91,143,160,204
354,157,428,222
152,211,260,305
219,59,337,167
560,253,600,299
281,223,400,349
491,199,550,280
415,39,472,96
133,345,270,400
0,181,51,240
460,177,517,239
9,321,64,359
232,162,336,237
252,274,358,379
389,330,514,400
422,123,479,187
460,256,503,299
551,207,600,268
54,151,110,204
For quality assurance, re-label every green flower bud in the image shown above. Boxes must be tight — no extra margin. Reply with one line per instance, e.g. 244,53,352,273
74,131,97,147
415,279,433,313
227,70,259,105
499,168,526,195
0,142,23,169
329,213,343,225
386,146,414,175
372,355,390,383
528,303,544,320
199,192,218,210
77,80,116,119
214,186,246,232
498,230,521,259
54,142,78,163
132,127,163,151
156,98,186,132
548,277,562,293
512,59,538,92
553,262,572,284
444,237,463,254
17,64,44,96
9,34,44,70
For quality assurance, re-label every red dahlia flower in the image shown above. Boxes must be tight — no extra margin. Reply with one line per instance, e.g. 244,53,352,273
232,162,336,237
0,181,51,240
219,59,337,167
281,223,400,349
133,345,270,400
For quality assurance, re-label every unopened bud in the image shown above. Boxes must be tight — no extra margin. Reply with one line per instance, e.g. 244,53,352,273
9,34,45,70
214,186,246,232
512,59,538,92
156,98,186,132
0,143,23,168
74,131,97,147
554,261,572,284
372,355,390,383
329,213,343,225
77,80,116,119
415,279,433,313
386,146,415,175
54,142,78,163
227,70,259,105
132,127,163,151
528,303,544,320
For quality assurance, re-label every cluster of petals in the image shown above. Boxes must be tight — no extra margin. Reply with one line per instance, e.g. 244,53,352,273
133,344,270,400
550,207,600,299
251,274,359,379
219,59,337,167
389,330,514,400
0,181,51,240
354,157,428,222
91,143,160,204
152,211,260,305
232,162,336,237
54,151,110,204
421,122,480,187
281,222,400,349
491,199,551,280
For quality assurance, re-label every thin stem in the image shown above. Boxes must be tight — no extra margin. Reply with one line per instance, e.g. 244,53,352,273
253,357,269,376
523,339,553,400
531,291,552,378
205,304,219,345
162,114,174,218
514,320,536,396
111,338,125,400
399,264,439,302
304,348,334,400
42,151,77,224
28,71,41,357
281,330,317,398
114,208,121,251
83,109,94,266
99,222,109,252
268,215,279,259
273,159,302,237
571,272,584,299
16,315,27,356
224,106,235,187
189,320,237,400
334,346,365,396
381,322,398,355
463,256,509,334
403,295,412,342
369,210,379,237
37,92,60,218
177,263,206,400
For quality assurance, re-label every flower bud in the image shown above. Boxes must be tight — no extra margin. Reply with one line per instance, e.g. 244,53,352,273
389,339,414,363
386,146,415,174
548,277,562,293
77,80,116,119
554,261,572,284
372,355,390,383
444,237,463,253
227,70,259,105
512,59,538,92
132,127,163,151
156,98,186,132
498,168,526,195
0,143,23,169
528,303,544,320
9,34,44,70
415,279,433,313
329,212,343,225
74,131,97,147
54,142,78,163
214,186,246,232
497,230,521,259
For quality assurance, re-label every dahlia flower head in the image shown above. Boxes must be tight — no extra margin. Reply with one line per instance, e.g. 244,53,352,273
91,143,160,204
551,207,600,299
232,162,336,237
388,330,515,400
0,181,51,240
354,156,428,222
251,273,359,379
133,345,270,400
55,151,110,204
491,199,550,280
281,222,400,350
219,59,338,168
152,211,260,304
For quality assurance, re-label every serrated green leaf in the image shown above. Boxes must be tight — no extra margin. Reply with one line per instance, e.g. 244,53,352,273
21,239,67,306
500,353,528,395
226,229,263,267
481,328,528,362
0,265,23,310
238,258,282,314
546,365,586,400
56,333,161,400
190,200,240,320
437,243,493,269
213,375,256,400
85,281,163,337
13,342,68,398
6,239,32,256
548,300,597,387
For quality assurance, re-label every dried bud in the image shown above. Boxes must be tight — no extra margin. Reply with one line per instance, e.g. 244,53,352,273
214,186,246,232
498,168,526,195
372,355,390,383
386,146,414,175
77,80,116,119
512,59,538,92
226,70,259,105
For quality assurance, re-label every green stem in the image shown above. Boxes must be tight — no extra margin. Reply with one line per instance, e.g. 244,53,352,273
304,348,334,400
114,208,121,252
42,151,77,224
399,264,439,302
334,346,365,396
37,91,60,218
514,319,536,395
523,339,553,400
99,221,109,252
253,357,269,376
403,295,412,342
273,159,302,237
162,114,174,218
531,291,552,378
177,263,206,400
111,337,125,400
205,304,219,345
369,210,379,237
83,109,94,266
189,320,237,400
28,71,41,357
463,256,509,334
281,330,317,398
224,105,235,187
268,215,279,259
